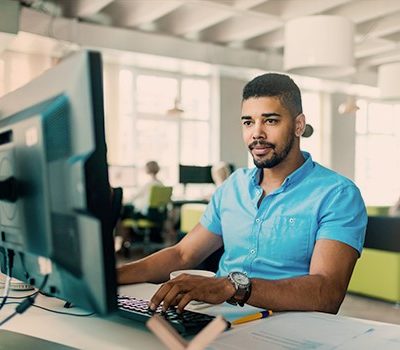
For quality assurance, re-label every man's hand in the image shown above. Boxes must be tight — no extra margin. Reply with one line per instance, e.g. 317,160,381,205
149,274,235,313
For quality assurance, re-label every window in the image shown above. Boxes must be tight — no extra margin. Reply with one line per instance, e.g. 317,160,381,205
355,100,400,205
136,75,177,114
106,67,214,192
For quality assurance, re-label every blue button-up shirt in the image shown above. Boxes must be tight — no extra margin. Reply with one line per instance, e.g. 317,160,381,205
200,152,367,280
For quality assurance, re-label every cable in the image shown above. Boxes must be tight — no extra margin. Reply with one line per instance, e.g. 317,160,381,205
0,250,15,310
0,292,37,300
2,301,94,317
0,275,11,309
0,274,49,328
18,252,31,282
0,311,18,327
31,304,95,317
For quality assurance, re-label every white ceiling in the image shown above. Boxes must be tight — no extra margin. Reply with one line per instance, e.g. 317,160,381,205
12,0,400,85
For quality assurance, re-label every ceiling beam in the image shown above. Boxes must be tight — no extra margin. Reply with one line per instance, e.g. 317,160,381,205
357,46,400,68
357,11,400,39
240,0,351,49
160,0,281,37
279,0,352,19
245,29,283,50
201,15,282,43
104,0,184,28
156,4,234,36
327,0,400,24
18,7,283,72
234,0,270,10
58,0,115,18
355,37,396,58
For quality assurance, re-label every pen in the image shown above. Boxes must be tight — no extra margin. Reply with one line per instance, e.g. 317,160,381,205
231,310,273,325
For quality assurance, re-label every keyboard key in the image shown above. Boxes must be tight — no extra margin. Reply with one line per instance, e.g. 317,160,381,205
117,295,228,336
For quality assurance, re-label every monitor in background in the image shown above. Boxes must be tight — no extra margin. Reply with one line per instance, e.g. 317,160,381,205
364,216,400,252
0,50,116,315
179,165,213,184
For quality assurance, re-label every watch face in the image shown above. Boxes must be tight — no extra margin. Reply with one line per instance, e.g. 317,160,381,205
232,272,249,286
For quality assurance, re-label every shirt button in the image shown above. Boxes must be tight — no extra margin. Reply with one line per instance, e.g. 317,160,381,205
256,218,261,223
289,218,295,224
250,249,256,254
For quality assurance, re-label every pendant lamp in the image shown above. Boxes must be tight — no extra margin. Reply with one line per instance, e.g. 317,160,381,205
284,15,355,78
378,62,400,100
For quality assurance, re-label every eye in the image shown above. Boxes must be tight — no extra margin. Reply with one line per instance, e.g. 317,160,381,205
265,119,278,125
242,120,252,126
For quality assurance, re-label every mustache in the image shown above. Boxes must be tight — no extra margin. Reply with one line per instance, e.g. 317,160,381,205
248,140,275,150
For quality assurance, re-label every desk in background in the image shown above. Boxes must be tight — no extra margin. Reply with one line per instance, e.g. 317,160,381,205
2,283,400,349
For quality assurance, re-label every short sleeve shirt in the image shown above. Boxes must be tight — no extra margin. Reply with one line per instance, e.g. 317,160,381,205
200,152,367,280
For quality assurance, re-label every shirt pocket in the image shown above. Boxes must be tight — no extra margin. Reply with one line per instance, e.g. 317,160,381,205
261,216,311,263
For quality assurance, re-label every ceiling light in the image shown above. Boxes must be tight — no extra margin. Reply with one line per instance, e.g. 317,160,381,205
338,96,359,115
167,98,184,117
378,62,400,100
284,15,355,78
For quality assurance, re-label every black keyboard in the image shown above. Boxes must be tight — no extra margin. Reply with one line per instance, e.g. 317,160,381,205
117,295,225,336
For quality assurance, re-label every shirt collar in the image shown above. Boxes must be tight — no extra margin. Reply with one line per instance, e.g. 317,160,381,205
285,151,314,187
249,151,314,188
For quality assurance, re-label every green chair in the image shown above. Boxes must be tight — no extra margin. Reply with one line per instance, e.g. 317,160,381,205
123,186,173,253
180,203,208,234
366,206,390,216
347,216,400,304
179,203,223,273
348,248,400,303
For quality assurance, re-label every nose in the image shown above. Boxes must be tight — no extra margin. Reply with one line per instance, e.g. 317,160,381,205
252,121,266,140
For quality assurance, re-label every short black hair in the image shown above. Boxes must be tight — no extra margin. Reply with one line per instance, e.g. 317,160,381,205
242,73,302,117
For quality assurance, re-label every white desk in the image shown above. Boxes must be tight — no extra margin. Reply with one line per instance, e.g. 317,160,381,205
2,284,400,349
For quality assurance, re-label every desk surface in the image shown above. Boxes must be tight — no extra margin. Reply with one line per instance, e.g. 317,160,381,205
2,283,400,349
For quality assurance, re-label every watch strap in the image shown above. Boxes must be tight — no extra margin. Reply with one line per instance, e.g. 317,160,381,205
227,272,252,307
237,282,252,307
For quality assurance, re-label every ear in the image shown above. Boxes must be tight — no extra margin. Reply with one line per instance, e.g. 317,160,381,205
294,113,306,137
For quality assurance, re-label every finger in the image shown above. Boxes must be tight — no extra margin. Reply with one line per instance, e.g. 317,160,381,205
176,292,194,314
149,283,173,310
169,293,184,307
162,284,187,311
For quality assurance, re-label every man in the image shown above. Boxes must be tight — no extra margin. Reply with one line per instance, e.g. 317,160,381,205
118,73,367,315
131,161,163,216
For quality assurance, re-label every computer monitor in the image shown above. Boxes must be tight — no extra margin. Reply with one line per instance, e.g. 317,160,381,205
179,165,213,184
0,50,117,315
364,216,400,252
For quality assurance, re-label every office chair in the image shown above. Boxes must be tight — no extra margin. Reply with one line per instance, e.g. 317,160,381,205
179,203,223,273
180,203,208,237
122,186,173,254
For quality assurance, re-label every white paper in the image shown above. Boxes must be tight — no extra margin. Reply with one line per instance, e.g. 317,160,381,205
207,312,400,350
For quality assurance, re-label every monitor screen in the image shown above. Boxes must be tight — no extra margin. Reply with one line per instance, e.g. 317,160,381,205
0,51,116,315
179,165,213,184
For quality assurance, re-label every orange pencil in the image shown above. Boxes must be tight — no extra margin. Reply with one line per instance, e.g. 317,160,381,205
231,310,273,325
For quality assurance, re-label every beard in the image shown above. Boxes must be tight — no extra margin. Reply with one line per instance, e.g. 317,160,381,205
249,133,295,169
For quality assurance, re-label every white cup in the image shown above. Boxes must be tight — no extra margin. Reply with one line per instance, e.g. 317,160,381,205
169,269,216,280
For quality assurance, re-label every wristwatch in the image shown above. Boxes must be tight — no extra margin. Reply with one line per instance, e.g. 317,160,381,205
227,272,252,307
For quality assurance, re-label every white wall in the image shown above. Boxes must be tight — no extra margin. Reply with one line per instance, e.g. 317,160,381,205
219,76,248,168
329,93,357,180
